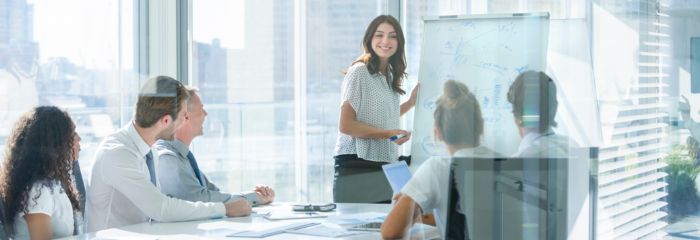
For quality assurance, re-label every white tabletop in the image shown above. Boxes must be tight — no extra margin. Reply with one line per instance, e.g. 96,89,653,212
58,203,425,240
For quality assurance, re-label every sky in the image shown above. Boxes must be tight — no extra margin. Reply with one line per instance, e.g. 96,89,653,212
193,0,245,49
30,0,132,69
28,0,245,70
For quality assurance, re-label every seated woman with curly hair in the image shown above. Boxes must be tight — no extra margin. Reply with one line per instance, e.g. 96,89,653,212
1,106,82,239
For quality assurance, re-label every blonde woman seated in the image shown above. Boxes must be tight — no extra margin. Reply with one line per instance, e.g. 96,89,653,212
381,80,499,239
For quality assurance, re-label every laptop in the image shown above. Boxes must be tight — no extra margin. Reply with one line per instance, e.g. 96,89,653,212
382,160,412,193
341,161,411,232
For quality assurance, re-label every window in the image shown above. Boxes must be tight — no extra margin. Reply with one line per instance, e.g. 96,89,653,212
4,1,700,238
304,0,388,201
189,0,388,202
0,0,136,182
189,0,297,201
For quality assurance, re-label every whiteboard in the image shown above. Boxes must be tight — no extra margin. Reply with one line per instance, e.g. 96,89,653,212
411,13,550,164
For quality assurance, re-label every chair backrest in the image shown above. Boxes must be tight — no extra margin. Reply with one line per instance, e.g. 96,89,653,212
72,160,87,235
72,161,86,215
446,157,499,240
447,157,568,240
0,192,8,240
445,173,469,239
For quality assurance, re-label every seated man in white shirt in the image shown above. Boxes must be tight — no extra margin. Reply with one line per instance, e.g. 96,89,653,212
155,88,275,206
87,76,251,232
507,71,570,158
506,71,572,240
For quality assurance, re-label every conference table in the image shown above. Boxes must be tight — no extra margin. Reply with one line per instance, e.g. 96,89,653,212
59,203,439,239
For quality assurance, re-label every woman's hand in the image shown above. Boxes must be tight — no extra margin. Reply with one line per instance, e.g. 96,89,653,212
409,83,420,105
381,194,422,239
387,129,411,145
400,83,420,116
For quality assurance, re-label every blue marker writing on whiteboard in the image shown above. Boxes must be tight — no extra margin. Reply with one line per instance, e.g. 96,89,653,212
389,133,407,141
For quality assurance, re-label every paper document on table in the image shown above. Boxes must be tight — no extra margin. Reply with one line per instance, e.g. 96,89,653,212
262,211,332,220
251,204,280,215
155,234,213,240
196,220,290,232
95,228,158,240
285,223,365,238
95,229,213,240
326,212,387,225
227,222,321,238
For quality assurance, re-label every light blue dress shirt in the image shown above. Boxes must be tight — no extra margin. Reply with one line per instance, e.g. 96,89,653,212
154,139,260,206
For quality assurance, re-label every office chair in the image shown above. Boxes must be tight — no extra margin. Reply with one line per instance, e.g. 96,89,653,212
0,193,7,240
72,160,86,215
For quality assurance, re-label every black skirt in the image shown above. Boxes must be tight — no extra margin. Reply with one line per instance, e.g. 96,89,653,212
332,154,410,203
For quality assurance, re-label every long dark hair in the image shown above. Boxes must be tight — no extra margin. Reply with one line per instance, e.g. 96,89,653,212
351,15,407,95
0,106,80,236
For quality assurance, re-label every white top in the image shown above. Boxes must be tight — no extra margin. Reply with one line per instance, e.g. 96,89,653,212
13,180,74,239
334,63,401,162
509,131,571,240
401,146,499,237
87,123,225,232
513,130,570,157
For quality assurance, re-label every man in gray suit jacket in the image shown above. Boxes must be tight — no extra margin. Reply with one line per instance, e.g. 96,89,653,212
155,88,275,206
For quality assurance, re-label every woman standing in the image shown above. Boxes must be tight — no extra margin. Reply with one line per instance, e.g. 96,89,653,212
1,106,82,239
334,15,419,203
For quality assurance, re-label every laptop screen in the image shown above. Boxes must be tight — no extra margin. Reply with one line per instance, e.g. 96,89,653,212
382,161,412,193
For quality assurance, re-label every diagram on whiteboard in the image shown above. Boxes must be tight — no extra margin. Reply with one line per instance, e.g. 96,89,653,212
411,13,550,164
